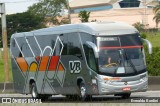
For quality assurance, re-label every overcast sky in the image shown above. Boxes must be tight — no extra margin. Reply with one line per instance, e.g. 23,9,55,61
0,0,39,14
0,0,73,14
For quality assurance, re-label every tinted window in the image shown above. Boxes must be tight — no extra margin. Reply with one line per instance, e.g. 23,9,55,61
120,34,142,46
61,34,68,55
68,33,83,59
11,39,19,57
83,44,97,71
16,37,33,57
27,36,41,57
119,0,140,8
36,35,57,56
98,37,120,47
80,32,97,71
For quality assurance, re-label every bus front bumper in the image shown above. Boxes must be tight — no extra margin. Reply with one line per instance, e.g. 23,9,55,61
97,76,148,95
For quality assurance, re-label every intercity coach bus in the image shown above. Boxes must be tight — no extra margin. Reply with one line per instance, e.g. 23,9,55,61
10,22,152,100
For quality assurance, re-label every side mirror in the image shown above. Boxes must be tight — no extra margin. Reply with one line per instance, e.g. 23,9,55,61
86,41,99,58
142,38,152,54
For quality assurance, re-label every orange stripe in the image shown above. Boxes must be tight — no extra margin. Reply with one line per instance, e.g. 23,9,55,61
48,56,59,71
58,63,64,71
39,56,49,71
16,58,28,72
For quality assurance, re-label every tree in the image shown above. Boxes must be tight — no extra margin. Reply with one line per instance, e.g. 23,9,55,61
0,12,45,47
153,2,160,27
153,12,160,27
28,0,69,25
132,22,144,32
153,2,160,14
78,10,91,22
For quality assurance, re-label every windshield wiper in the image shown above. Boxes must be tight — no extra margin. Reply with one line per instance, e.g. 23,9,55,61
123,50,138,74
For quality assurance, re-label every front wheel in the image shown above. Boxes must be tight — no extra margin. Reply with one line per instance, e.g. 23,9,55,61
114,93,131,99
79,82,92,101
121,93,131,99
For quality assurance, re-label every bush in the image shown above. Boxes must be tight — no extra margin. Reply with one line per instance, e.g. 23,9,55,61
140,33,147,39
132,22,144,32
145,46,160,76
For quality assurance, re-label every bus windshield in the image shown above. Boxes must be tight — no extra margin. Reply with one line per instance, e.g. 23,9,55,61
97,34,146,77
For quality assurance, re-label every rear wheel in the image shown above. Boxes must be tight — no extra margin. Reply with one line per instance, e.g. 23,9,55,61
31,83,51,100
31,83,39,99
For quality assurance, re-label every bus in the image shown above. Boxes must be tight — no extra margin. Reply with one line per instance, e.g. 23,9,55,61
10,22,152,100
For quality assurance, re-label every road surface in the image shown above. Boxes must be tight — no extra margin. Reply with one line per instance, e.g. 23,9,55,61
1,91,160,103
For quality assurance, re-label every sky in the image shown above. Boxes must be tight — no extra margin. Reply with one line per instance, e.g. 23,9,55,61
0,0,39,14
0,0,73,14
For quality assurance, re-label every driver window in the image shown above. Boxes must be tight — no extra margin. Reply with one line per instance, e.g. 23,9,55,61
99,49,120,67
83,44,97,71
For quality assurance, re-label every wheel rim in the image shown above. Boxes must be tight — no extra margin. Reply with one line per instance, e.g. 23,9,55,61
32,87,37,98
80,86,86,98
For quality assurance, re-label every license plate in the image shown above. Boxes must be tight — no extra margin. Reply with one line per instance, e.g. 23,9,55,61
122,87,131,91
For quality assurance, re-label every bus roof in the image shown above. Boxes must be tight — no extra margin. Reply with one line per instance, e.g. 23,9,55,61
11,22,138,38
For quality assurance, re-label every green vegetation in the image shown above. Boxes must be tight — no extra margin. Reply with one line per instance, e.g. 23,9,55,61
153,2,160,27
144,32,160,76
0,12,46,48
0,52,12,83
132,22,144,32
78,10,91,22
28,0,69,25
146,32,160,47
145,47,160,76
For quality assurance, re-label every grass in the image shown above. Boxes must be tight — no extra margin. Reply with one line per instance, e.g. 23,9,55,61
0,51,12,83
146,32,160,47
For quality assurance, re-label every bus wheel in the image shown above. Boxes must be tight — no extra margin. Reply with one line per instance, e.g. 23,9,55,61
79,82,91,101
66,95,73,100
31,83,39,99
121,93,131,99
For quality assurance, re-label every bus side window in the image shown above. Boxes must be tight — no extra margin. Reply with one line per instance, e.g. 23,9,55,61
61,34,67,55
12,39,15,47
51,40,56,56
80,32,97,72
68,33,83,59
83,44,97,72
19,47,22,57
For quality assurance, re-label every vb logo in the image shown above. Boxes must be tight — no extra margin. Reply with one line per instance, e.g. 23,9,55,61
69,61,81,74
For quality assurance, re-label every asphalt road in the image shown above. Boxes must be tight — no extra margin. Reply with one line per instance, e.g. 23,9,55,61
1,91,160,103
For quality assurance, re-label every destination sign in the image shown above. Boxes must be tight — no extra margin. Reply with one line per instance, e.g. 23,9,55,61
98,37,118,41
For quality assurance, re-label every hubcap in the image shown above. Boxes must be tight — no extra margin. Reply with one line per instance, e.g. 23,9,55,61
81,86,86,97
32,87,36,98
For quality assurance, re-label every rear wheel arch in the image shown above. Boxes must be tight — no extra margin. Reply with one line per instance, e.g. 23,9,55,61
29,79,35,85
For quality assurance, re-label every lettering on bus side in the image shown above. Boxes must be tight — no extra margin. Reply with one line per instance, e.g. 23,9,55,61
69,61,81,74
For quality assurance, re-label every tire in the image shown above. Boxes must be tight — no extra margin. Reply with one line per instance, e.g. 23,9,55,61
31,83,51,101
66,95,73,100
79,82,92,101
66,95,79,101
31,83,40,99
121,93,131,99
40,95,52,100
